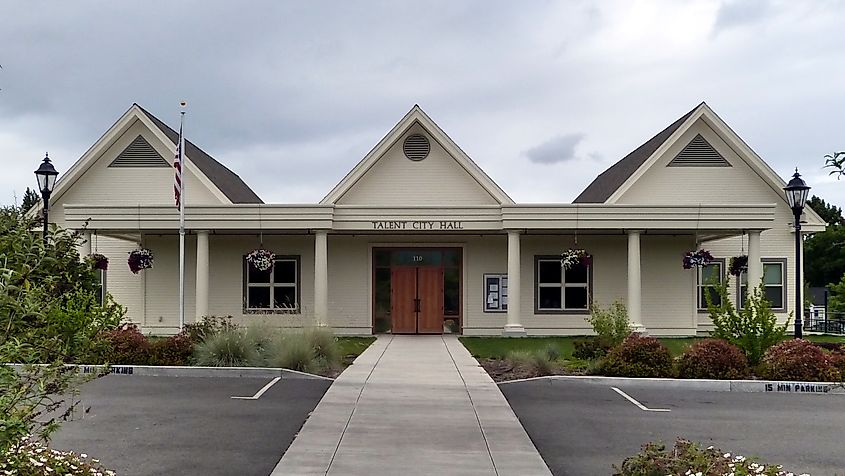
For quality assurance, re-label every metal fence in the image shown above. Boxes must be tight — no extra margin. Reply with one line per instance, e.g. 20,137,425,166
803,311,845,335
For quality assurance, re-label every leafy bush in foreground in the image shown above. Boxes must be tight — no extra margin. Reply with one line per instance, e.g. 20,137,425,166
706,277,788,366
614,438,802,476
586,300,631,347
598,335,674,378
1,436,115,476
98,323,150,364
149,333,194,366
761,339,841,382
677,339,749,380
182,315,237,344
572,337,614,360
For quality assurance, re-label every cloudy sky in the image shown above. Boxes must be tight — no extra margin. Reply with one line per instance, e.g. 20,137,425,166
1,1,843,207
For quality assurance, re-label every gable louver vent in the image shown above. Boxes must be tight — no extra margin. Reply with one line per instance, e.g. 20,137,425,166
403,134,430,161
668,134,731,167
109,135,169,168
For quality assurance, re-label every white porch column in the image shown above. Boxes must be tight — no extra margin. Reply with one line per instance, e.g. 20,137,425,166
504,230,526,336
627,230,646,333
195,230,210,322
747,230,762,293
80,230,92,257
314,230,328,327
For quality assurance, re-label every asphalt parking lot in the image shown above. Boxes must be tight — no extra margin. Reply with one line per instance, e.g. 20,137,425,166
50,374,331,476
501,379,845,476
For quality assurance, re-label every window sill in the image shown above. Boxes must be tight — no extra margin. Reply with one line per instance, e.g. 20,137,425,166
535,309,590,315
243,309,301,315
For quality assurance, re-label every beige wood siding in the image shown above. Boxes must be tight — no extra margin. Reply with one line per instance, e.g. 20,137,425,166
336,123,499,206
94,235,146,325
52,120,223,224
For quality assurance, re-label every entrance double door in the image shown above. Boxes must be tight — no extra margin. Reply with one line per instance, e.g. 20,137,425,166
391,266,444,334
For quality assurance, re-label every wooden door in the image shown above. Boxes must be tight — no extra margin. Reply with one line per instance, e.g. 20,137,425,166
417,267,444,334
391,267,417,334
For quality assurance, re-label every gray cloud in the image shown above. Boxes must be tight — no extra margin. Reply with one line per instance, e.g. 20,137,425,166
714,0,771,32
0,1,844,207
524,134,586,164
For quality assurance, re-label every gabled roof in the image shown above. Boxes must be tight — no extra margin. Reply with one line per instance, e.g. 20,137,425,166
573,104,699,203
574,101,825,230
321,105,514,205
136,105,262,204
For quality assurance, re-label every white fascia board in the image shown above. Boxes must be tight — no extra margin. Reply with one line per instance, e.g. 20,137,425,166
320,105,513,205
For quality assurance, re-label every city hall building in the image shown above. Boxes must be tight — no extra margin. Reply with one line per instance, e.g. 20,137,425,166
46,103,825,336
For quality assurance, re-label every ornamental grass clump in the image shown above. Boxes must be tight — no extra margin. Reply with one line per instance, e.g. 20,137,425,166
614,438,802,476
598,334,674,378
2,436,115,476
677,339,749,380
193,328,262,367
505,350,555,376
761,339,841,382
267,334,318,373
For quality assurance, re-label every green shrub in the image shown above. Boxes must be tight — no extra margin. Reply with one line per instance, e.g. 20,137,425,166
543,344,561,361
598,335,674,378
149,333,194,366
193,328,262,367
706,277,788,366
267,334,317,372
677,339,749,379
615,438,795,476
572,337,614,360
761,339,841,382
2,436,115,476
586,300,631,347
182,315,237,344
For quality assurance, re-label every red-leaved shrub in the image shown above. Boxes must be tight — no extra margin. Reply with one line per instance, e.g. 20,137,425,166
761,339,841,382
101,324,150,364
677,339,748,379
149,333,194,366
598,334,674,378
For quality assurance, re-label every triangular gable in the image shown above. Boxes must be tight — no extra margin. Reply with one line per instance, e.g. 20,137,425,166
45,104,262,215
587,103,825,229
321,105,513,205
109,135,169,167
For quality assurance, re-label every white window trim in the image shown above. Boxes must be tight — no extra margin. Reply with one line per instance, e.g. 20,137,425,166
244,256,301,313
535,257,590,313
738,259,786,311
697,260,725,311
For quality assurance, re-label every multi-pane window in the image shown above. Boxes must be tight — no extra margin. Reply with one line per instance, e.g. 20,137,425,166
739,260,785,309
698,262,723,310
244,257,299,311
484,274,508,312
536,257,589,312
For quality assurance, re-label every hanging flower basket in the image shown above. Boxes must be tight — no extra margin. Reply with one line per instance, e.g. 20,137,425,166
561,248,592,270
682,249,714,269
246,248,275,272
128,248,154,274
88,253,109,271
729,255,749,276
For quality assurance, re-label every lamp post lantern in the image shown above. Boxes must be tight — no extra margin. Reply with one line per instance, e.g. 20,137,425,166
34,153,59,244
783,168,810,339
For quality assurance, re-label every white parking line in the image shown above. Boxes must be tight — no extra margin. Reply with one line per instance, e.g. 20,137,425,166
611,386,671,412
231,377,281,400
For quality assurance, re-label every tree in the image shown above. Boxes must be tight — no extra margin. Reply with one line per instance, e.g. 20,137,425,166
806,195,844,227
0,206,123,453
19,187,39,214
824,151,845,179
804,195,845,287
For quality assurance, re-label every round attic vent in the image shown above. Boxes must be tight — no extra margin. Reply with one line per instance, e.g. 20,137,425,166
403,134,430,161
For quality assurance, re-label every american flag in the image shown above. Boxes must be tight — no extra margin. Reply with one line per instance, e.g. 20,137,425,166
174,123,183,209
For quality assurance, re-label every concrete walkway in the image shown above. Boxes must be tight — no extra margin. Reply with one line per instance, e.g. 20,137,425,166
272,335,551,476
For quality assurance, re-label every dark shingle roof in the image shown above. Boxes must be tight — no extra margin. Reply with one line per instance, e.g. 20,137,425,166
573,104,700,203
136,105,263,204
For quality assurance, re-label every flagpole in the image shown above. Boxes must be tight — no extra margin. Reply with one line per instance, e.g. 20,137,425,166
178,107,186,331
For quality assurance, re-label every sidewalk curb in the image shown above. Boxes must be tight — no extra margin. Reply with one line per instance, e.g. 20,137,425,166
497,374,845,395
8,363,334,381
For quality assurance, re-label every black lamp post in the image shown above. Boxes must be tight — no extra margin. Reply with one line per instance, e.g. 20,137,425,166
34,153,59,244
783,169,810,339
